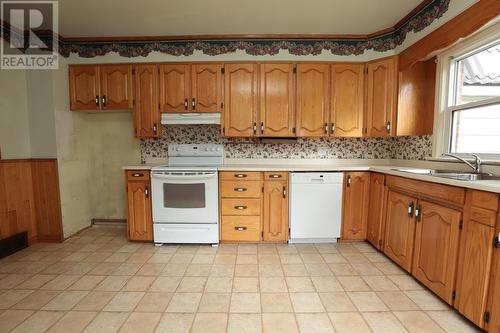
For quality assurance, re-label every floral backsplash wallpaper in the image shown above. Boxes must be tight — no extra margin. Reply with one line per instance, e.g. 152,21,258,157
140,125,432,162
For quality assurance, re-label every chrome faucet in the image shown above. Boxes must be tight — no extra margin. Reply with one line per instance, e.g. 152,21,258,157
443,153,482,173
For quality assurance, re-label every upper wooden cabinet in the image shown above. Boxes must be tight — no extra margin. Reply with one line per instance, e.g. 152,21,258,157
223,63,259,137
366,57,397,137
342,172,370,240
412,200,461,304
159,63,223,113
397,57,436,136
366,173,387,249
330,64,365,137
134,64,160,138
69,64,133,111
296,64,330,137
260,63,295,137
383,189,417,272
263,174,289,242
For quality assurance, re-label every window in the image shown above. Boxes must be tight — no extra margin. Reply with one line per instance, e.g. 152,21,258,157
446,40,500,156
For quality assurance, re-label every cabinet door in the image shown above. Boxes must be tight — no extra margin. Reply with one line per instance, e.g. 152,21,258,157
134,64,160,138
223,63,259,137
100,64,133,109
159,64,190,112
263,180,289,242
191,63,223,113
383,190,417,272
455,218,495,327
412,201,461,304
367,173,386,249
296,64,330,137
69,65,100,110
127,180,153,241
486,227,500,333
331,64,364,137
260,63,295,137
366,57,397,137
342,172,370,240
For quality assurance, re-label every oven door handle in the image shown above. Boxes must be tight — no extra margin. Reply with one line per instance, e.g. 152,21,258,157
151,173,217,181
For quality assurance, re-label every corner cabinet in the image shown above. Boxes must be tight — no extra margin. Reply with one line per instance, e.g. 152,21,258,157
341,172,370,240
366,57,397,137
366,173,386,249
125,170,153,241
134,64,160,138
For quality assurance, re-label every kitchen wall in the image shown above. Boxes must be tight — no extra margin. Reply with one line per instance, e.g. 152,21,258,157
141,125,433,162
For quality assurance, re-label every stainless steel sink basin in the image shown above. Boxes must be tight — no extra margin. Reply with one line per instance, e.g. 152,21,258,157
391,168,500,181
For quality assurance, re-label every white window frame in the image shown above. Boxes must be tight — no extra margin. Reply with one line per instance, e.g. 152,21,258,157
433,21,500,161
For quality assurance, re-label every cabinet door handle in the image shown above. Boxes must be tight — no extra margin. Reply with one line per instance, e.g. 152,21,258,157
415,204,421,221
234,187,247,192
153,123,157,134
184,98,188,111
192,98,196,111
331,123,335,133
95,95,99,106
408,202,414,217
234,205,247,210
283,186,287,198
346,175,351,187
234,226,247,231
145,186,149,198
132,173,144,177
386,121,391,133
494,233,500,248
253,122,257,135
261,122,264,134
234,174,247,178
269,174,282,178
325,123,329,134
102,95,107,107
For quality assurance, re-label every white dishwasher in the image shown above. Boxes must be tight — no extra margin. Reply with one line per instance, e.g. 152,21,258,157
290,172,343,243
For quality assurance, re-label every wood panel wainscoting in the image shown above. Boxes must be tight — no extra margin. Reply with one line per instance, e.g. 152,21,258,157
0,159,63,244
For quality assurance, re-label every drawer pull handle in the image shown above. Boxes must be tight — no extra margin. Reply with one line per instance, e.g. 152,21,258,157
132,173,144,177
269,174,282,178
235,174,247,178
234,188,247,192
234,226,247,231
234,205,247,210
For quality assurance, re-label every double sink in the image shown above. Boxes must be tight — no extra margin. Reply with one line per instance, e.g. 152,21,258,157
392,168,500,181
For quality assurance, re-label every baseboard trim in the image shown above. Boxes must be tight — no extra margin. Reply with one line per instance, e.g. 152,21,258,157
92,218,126,225
0,232,28,259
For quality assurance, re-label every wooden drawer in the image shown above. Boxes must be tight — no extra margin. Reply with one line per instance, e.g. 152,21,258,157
220,171,262,181
221,180,262,198
221,198,261,215
126,170,150,181
264,172,288,181
471,190,499,212
221,216,261,242
470,206,497,227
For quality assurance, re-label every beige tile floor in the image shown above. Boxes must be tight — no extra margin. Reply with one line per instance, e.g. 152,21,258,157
0,226,480,333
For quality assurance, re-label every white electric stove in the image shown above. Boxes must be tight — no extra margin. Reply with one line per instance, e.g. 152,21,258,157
151,144,224,245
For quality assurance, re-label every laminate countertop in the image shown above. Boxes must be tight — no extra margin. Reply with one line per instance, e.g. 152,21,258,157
123,160,500,194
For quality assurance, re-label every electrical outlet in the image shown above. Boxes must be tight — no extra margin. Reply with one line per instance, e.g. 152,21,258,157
318,147,328,157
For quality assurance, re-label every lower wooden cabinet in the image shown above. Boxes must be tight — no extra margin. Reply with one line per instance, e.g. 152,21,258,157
383,190,417,272
125,170,153,241
412,200,461,303
342,172,370,240
220,171,288,242
366,173,386,249
486,222,500,332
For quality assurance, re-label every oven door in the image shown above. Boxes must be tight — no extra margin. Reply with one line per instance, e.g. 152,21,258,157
151,171,218,224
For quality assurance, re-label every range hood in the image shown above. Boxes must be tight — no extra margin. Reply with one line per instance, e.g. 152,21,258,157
161,113,221,125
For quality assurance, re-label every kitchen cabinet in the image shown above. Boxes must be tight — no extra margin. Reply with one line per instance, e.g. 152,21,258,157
341,172,370,240
125,170,153,241
412,200,461,303
263,172,289,242
69,64,133,111
296,63,330,137
456,190,499,328
330,63,365,137
260,63,295,137
223,63,259,137
159,63,223,113
397,57,436,136
366,57,397,137
134,64,160,138
486,219,500,332
383,190,417,272
366,173,386,249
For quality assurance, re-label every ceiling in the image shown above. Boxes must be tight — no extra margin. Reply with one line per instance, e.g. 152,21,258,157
58,0,423,38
